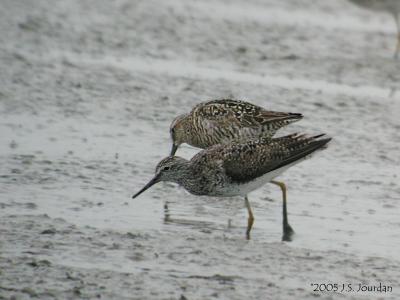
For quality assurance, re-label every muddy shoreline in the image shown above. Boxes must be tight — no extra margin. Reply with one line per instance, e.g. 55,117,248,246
1,0,400,299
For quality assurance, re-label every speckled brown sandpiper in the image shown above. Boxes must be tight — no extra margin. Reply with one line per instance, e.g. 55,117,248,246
169,99,302,156
133,133,331,240
168,99,303,239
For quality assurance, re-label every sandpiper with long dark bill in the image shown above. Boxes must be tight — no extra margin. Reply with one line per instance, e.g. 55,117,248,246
169,99,303,239
132,133,331,241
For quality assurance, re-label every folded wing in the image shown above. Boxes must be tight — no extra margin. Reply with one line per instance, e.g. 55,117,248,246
222,133,331,183
193,99,302,129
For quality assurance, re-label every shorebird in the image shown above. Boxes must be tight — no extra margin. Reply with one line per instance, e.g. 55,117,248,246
347,0,400,58
169,99,303,239
169,99,302,156
132,133,331,240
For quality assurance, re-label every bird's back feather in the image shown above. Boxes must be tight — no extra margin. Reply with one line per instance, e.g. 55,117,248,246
191,133,331,184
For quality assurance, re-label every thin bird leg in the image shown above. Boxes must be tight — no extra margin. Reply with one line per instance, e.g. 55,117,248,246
244,196,254,240
270,180,294,241
393,13,400,59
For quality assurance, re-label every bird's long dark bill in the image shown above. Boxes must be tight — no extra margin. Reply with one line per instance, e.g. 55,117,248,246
170,144,178,156
132,174,160,199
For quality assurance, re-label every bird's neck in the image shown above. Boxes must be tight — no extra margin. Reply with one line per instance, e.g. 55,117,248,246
176,165,195,185
185,117,212,148
171,162,203,194
165,159,194,184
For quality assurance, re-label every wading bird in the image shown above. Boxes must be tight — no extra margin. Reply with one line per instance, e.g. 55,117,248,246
133,133,331,240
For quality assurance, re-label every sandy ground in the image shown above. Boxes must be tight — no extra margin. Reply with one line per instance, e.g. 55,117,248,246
1,0,400,299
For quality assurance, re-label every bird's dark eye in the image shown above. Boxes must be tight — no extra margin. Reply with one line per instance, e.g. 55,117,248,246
163,166,170,171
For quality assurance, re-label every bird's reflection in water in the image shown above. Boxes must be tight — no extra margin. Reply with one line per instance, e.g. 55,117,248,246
163,201,223,231
163,202,171,223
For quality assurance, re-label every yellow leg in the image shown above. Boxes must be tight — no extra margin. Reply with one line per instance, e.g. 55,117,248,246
245,196,254,240
270,180,294,241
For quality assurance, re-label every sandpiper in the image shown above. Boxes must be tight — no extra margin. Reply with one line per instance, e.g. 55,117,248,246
169,99,302,156
132,133,331,240
347,0,400,58
169,99,303,239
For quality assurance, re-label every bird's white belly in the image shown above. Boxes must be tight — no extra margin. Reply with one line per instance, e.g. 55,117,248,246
215,164,292,197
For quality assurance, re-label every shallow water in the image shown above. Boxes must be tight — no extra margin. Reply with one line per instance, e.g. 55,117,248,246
1,0,400,299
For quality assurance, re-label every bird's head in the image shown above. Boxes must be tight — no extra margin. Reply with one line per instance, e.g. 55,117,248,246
132,156,189,199
169,114,191,156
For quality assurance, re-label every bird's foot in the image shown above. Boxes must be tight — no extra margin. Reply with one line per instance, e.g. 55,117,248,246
246,230,251,240
282,223,295,242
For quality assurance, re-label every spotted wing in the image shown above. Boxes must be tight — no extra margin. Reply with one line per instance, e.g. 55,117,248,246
221,134,331,183
193,99,302,129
